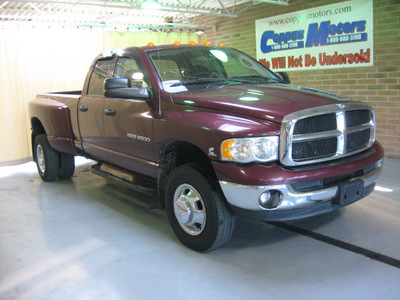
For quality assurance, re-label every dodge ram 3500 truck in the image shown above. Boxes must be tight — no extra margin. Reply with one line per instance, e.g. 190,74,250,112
29,44,384,252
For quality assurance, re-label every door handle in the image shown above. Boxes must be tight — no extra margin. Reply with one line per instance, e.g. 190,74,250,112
79,106,88,112
104,109,116,116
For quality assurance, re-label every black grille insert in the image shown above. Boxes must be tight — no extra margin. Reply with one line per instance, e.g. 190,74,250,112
293,137,337,161
346,129,371,152
345,110,371,127
293,113,337,135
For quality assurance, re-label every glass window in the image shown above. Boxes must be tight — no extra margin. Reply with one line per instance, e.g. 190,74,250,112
113,57,148,89
152,59,182,82
87,58,114,96
148,47,280,93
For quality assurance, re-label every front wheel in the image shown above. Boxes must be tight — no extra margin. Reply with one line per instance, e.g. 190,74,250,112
165,164,235,252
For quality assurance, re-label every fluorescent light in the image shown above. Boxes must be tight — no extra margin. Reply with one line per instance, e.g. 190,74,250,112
142,0,161,10
0,1,9,10
253,0,289,6
375,186,393,193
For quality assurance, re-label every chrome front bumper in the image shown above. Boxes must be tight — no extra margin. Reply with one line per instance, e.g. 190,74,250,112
219,163,382,212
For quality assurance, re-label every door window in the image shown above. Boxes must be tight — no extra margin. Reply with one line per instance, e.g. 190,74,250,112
114,57,148,89
87,58,114,96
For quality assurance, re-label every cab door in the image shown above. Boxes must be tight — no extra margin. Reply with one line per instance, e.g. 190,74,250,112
78,57,115,161
103,56,156,178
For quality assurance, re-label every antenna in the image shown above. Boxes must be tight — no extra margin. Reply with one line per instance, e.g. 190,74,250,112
157,48,162,119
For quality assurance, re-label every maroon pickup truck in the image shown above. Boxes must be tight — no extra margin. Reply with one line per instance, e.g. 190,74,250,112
29,44,384,252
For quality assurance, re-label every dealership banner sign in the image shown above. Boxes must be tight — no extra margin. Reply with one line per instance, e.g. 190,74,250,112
255,0,373,71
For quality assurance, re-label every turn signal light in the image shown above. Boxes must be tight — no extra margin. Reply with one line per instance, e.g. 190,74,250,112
221,140,234,159
203,41,211,46
146,42,155,47
189,41,197,46
173,41,181,46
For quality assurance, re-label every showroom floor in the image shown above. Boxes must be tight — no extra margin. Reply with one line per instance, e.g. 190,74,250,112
0,157,399,300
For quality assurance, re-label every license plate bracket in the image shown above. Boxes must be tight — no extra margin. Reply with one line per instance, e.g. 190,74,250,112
334,179,364,206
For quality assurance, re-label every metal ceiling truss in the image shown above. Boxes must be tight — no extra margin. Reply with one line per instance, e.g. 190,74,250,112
0,0,289,31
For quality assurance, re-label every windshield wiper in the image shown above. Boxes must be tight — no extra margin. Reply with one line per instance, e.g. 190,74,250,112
170,78,227,87
169,76,284,88
229,75,285,84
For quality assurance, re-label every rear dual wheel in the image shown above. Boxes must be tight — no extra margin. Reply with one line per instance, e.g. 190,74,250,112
166,164,235,252
58,153,75,179
34,134,75,181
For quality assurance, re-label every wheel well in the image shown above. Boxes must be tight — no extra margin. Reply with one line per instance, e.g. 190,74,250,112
158,141,215,207
31,118,46,161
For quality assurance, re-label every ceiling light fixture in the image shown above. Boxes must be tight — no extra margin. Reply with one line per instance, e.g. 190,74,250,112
195,29,205,35
253,0,289,6
142,0,162,10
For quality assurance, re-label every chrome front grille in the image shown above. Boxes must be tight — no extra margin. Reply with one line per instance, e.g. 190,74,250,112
280,103,376,166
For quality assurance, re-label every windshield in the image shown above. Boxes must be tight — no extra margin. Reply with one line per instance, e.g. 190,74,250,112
147,47,283,93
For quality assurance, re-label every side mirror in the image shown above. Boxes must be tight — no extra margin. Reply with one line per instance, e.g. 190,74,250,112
104,78,150,100
276,72,290,84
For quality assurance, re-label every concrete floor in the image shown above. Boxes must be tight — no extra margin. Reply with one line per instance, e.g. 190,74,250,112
0,157,399,300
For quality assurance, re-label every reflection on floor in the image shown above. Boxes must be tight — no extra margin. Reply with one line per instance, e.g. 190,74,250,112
0,157,399,299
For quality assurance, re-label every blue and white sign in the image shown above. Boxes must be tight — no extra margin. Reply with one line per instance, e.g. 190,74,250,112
255,0,373,71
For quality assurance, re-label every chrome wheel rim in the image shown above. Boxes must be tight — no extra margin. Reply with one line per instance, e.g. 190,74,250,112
36,144,45,174
173,184,206,236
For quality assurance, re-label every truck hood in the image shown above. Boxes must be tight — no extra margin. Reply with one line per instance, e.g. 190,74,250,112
171,84,351,123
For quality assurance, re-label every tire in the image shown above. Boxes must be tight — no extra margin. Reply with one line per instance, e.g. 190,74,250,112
165,164,235,252
58,153,75,179
34,134,59,182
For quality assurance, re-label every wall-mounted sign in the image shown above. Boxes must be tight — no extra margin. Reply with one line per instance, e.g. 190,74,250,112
255,0,373,71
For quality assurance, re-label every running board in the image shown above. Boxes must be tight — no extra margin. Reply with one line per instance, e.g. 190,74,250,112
90,163,157,196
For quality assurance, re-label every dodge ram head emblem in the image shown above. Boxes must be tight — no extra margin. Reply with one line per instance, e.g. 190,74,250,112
208,147,216,157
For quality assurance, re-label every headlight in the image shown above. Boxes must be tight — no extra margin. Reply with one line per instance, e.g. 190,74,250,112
221,136,279,163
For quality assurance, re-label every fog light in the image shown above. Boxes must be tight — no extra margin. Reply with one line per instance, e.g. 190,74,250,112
259,191,271,205
259,190,282,209
377,159,383,168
